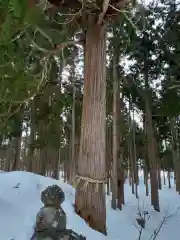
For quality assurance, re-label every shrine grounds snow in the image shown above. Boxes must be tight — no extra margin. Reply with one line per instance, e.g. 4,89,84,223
0,171,179,240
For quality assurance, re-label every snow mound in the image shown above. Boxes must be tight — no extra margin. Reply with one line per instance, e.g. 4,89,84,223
0,171,179,240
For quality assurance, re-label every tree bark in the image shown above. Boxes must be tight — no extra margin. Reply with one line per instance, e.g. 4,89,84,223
132,106,139,199
111,48,118,210
128,100,135,194
53,62,63,180
106,124,111,196
27,99,36,172
170,117,180,193
163,170,166,186
168,170,171,188
5,141,13,172
144,59,160,211
71,48,76,181
75,23,107,235
143,114,149,196
11,116,22,171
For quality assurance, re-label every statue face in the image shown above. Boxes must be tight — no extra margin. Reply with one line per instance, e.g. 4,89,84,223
41,185,65,206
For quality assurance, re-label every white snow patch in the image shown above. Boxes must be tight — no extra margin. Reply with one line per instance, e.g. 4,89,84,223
0,171,179,240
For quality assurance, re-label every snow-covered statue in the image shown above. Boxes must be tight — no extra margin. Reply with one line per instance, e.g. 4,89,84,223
32,185,86,240
35,185,67,239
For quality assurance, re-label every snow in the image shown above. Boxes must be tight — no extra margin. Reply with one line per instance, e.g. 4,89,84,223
0,171,179,240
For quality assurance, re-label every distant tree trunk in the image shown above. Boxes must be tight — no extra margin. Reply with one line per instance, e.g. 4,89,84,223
21,127,28,169
52,149,59,180
70,48,76,181
67,129,72,182
168,171,171,188
111,48,118,210
38,123,48,176
39,146,47,176
144,53,160,212
11,117,22,171
143,114,149,196
4,141,13,172
113,48,124,210
154,131,162,190
157,165,162,190
117,92,125,209
106,124,111,196
132,105,138,199
117,154,125,209
75,23,107,234
144,163,149,196
163,170,166,185
52,62,63,180
63,146,69,182
11,136,21,171
128,100,135,194
27,99,36,172
170,117,180,193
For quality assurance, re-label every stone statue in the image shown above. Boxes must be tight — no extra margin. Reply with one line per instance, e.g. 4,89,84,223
32,185,86,240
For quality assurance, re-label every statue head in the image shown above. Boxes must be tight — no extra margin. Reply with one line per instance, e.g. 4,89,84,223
41,184,65,208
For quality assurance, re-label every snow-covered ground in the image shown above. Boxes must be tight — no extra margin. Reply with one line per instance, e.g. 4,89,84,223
0,171,179,240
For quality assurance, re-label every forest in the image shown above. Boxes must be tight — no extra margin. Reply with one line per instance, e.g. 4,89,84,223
0,0,179,238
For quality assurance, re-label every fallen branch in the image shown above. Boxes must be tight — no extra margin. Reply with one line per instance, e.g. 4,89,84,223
148,210,169,240
135,201,150,240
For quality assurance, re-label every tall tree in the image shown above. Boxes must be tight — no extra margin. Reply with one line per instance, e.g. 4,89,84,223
75,22,107,234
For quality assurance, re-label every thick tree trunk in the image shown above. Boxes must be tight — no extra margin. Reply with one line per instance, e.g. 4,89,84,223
75,23,107,234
